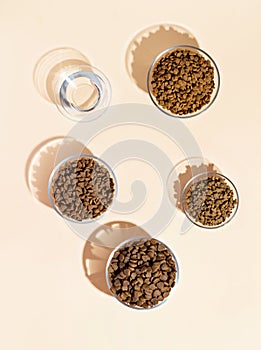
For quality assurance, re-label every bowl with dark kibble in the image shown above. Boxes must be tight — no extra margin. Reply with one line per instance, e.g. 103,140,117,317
182,172,239,229
147,45,220,118
106,237,179,310
48,154,117,223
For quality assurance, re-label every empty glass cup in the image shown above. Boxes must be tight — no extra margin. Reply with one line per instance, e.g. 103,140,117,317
33,47,111,121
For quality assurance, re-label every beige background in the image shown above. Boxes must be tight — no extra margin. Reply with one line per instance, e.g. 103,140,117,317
1,0,261,349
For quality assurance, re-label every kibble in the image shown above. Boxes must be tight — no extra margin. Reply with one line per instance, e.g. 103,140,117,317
50,156,115,221
150,48,215,115
108,239,178,309
183,174,238,226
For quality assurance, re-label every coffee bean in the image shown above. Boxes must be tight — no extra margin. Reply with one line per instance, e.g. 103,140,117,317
119,254,124,262
142,255,150,262
129,262,137,268
119,262,125,269
152,262,161,272
122,280,129,291
153,270,162,278
137,277,143,285
161,263,169,271
160,274,168,281
153,290,161,298
123,268,130,277
111,263,118,271
156,282,164,290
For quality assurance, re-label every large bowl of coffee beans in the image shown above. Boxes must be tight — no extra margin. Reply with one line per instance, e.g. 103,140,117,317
48,154,117,222
106,237,179,310
182,172,239,228
147,45,220,118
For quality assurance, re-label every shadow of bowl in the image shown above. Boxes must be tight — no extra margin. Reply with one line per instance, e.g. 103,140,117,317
126,23,199,92
167,157,221,211
82,221,150,296
25,136,92,208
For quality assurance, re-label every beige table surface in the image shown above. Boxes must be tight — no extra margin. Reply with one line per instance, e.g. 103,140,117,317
1,0,261,349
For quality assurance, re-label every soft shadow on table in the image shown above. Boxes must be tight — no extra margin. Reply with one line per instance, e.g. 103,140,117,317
82,221,151,296
33,47,91,103
173,160,220,211
126,23,199,92
25,136,92,208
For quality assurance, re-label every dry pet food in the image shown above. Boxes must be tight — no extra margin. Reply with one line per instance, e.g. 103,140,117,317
150,48,215,115
108,238,178,309
183,174,238,226
50,156,115,221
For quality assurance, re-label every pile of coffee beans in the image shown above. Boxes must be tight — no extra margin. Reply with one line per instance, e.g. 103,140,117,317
107,238,178,309
150,48,215,115
183,174,238,226
50,156,115,221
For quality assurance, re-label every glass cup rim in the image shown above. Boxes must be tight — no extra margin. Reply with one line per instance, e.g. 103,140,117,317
48,153,118,224
147,45,220,119
105,236,180,310
181,171,239,229
54,63,112,122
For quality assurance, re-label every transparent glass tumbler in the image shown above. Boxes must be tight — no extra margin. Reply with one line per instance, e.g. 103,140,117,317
34,47,111,121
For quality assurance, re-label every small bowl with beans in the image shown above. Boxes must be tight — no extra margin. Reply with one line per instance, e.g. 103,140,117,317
48,154,117,223
106,237,180,310
147,45,220,118
181,172,239,229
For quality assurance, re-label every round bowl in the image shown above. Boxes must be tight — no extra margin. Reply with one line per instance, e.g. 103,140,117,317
48,154,118,223
181,172,239,229
106,237,180,310
147,45,220,118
